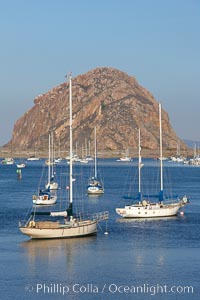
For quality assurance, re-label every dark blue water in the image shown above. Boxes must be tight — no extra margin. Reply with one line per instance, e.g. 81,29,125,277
0,158,200,299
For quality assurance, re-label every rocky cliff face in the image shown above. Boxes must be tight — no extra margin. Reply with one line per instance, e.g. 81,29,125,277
6,67,187,156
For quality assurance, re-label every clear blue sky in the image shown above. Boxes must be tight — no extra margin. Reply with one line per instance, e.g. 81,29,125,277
0,0,199,146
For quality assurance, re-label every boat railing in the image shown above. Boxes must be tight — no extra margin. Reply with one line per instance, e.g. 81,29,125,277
160,197,180,204
19,215,33,227
91,211,109,221
19,220,29,227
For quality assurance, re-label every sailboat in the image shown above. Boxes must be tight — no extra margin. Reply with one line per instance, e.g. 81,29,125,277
1,143,15,164
31,134,57,205
19,74,108,239
116,103,189,218
45,133,58,191
87,127,104,195
1,157,15,165
27,149,40,161
16,161,26,168
32,187,57,206
117,149,132,162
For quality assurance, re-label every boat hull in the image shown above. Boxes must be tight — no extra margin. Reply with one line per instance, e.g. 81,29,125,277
116,203,185,218
1,158,15,165
27,157,40,161
119,158,131,162
32,195,57,205
19,220,97,239
16,164,26,168
87,186,104,194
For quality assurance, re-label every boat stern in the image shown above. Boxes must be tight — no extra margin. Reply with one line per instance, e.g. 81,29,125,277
87,186,104,194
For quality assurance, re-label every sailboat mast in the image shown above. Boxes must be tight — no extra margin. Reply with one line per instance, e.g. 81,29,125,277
69,74,73,205
51,131,54,178
94,127,97,178
159,103,164,196
138,128,141,195
48,134,51,185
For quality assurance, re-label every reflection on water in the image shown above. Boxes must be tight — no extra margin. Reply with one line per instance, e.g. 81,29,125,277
116,215,178,224
134,252,165,268
21,235,96,258
20,236,96,272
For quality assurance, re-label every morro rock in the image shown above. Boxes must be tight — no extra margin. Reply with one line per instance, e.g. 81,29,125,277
5,67,187,156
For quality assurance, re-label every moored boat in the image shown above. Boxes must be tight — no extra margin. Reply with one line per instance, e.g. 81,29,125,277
1,157,15,165
19,73,108,239
116,104,189,219
87,127,104,195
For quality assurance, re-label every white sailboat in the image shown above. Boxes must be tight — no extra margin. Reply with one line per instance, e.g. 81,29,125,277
19,74,108,239
116,149,132,162
32,188,57,206
27,151,40,161
87,127,104,195
116,103,189,218
32,134,57,205
27,156,40,161
16,162,26,168
79,144,89,164
1,157,15,165
45,133,58,191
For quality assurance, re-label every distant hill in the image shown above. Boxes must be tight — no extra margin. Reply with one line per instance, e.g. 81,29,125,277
5,67,189,155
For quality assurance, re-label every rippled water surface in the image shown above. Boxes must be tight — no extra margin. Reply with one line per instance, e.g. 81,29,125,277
0,158,199,299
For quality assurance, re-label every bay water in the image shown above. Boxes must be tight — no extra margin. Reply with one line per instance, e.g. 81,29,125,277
0,158,199,299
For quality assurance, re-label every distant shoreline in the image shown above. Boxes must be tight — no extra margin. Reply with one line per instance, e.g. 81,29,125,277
0,147,193,159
